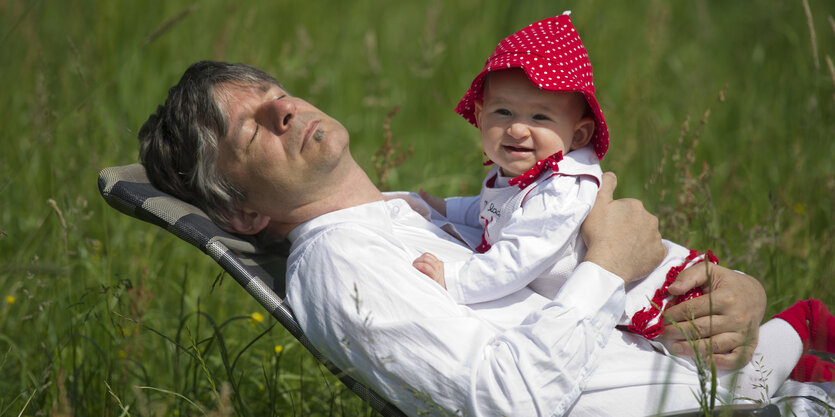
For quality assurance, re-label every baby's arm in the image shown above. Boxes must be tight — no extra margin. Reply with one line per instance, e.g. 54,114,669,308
412,252,446,289
446,175,601,304
419,189,447,217
432,191,482,228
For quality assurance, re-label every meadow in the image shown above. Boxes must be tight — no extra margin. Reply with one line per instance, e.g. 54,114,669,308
1,0,834,415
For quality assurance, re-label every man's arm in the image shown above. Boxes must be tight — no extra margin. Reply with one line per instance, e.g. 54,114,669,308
581,172,666,281
581,172,767,368
661,264,767,369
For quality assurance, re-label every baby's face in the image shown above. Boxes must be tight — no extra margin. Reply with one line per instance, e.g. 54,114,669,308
475,69,591,178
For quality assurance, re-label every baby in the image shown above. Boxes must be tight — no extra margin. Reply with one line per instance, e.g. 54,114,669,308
415,11,700,338
413,12,835,395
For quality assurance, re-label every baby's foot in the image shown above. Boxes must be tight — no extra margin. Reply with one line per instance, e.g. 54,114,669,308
774,299,835,353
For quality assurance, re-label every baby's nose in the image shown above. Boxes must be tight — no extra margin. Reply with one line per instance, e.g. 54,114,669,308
507,122,530,139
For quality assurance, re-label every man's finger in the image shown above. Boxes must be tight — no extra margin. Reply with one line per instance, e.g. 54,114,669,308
667,262,712,295
595,171,617,205
668,331,745,353
671,342,754,370
662,296,712,324
713,345,757,370
661,313,747,341
662,295,718,324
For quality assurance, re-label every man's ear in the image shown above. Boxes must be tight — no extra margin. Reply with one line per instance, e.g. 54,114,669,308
473,99,484,128
226,208,271,235
571,117,596,150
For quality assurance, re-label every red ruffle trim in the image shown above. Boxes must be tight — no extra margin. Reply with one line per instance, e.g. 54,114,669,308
627,249,719,340
507,151,563,189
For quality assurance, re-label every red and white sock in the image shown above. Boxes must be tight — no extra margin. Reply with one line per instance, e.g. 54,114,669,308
773,299,835,382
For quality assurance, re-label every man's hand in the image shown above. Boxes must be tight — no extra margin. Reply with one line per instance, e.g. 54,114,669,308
413,252,447,289
661,263,766,370
419,189,447,217
581,172,665,283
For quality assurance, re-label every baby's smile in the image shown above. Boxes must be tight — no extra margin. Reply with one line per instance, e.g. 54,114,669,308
503,144,533,153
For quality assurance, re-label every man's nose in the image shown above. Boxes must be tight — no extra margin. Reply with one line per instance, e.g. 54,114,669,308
261,99,296,134
507,122,530,140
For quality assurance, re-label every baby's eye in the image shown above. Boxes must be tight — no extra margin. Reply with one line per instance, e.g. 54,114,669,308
532,114,551,121
494,108,512,116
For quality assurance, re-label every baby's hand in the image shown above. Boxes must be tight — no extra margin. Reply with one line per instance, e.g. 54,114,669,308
419,189,447,217
412,252,446,289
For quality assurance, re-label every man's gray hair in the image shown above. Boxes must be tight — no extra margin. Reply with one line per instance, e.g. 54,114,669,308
138,61,280,229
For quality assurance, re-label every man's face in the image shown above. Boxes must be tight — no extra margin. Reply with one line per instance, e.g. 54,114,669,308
216,83,351,219
475,69,588,178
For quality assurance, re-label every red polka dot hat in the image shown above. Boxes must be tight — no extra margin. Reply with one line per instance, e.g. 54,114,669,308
455,12,609,159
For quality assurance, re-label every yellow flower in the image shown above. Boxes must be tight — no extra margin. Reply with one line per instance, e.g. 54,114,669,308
118,350,127,358
88,239,103,262
274,345,284,355
249,312,265,325
793,204,805,215
5,295,14,304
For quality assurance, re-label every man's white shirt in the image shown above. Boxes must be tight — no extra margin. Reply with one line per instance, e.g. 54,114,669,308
284,192,834,416
286,194,627,416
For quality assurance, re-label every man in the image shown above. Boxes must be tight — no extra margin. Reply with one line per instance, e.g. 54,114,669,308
139,61,771,415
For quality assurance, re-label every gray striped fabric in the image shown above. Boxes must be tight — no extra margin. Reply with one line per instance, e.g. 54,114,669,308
98,163,406,417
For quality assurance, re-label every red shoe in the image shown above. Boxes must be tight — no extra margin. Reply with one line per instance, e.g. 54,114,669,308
790,353,835,382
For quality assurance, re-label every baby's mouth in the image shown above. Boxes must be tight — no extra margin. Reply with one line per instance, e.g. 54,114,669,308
503,145,533,153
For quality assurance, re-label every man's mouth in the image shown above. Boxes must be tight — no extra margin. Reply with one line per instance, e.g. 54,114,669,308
301,120,321,151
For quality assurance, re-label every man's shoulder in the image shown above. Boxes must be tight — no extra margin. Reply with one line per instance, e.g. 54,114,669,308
288,200,392,249
290,219,391,259
285,219,405,300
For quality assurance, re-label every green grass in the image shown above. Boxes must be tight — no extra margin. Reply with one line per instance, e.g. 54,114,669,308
1,0,833,415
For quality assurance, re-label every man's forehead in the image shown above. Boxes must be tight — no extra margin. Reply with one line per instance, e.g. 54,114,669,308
220,82,284,106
